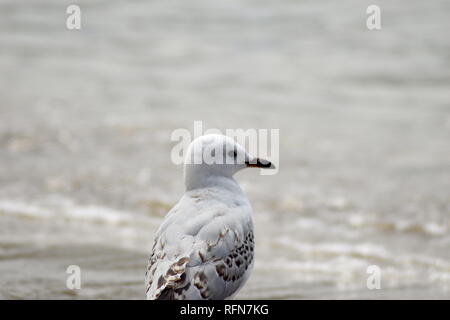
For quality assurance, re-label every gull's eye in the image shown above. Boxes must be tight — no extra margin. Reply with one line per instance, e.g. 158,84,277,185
228,150,238,158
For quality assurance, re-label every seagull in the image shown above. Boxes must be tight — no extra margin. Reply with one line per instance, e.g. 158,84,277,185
145,134,274,300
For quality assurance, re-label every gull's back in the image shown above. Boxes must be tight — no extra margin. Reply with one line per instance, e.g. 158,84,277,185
145,185,255,300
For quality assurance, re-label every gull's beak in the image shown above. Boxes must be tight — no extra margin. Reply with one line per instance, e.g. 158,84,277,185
245,158,276,169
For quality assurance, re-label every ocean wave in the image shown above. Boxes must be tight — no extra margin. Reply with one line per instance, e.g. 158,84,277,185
0,199,161,228
276,235,450,273
346,214,449,236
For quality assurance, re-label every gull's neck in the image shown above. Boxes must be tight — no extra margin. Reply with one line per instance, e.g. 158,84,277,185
185,174,243,195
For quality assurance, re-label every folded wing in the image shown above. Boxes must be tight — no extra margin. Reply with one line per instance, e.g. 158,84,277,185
145,196,254,300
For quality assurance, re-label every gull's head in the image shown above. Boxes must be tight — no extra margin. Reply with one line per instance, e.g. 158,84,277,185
183,134,274,190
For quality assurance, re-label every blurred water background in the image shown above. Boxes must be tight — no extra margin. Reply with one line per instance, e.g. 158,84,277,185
0,0,449,299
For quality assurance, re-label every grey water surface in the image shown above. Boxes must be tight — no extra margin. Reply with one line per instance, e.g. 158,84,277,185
0,0,449,299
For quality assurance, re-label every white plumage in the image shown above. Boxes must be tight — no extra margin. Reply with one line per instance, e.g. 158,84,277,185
145,134,273,300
